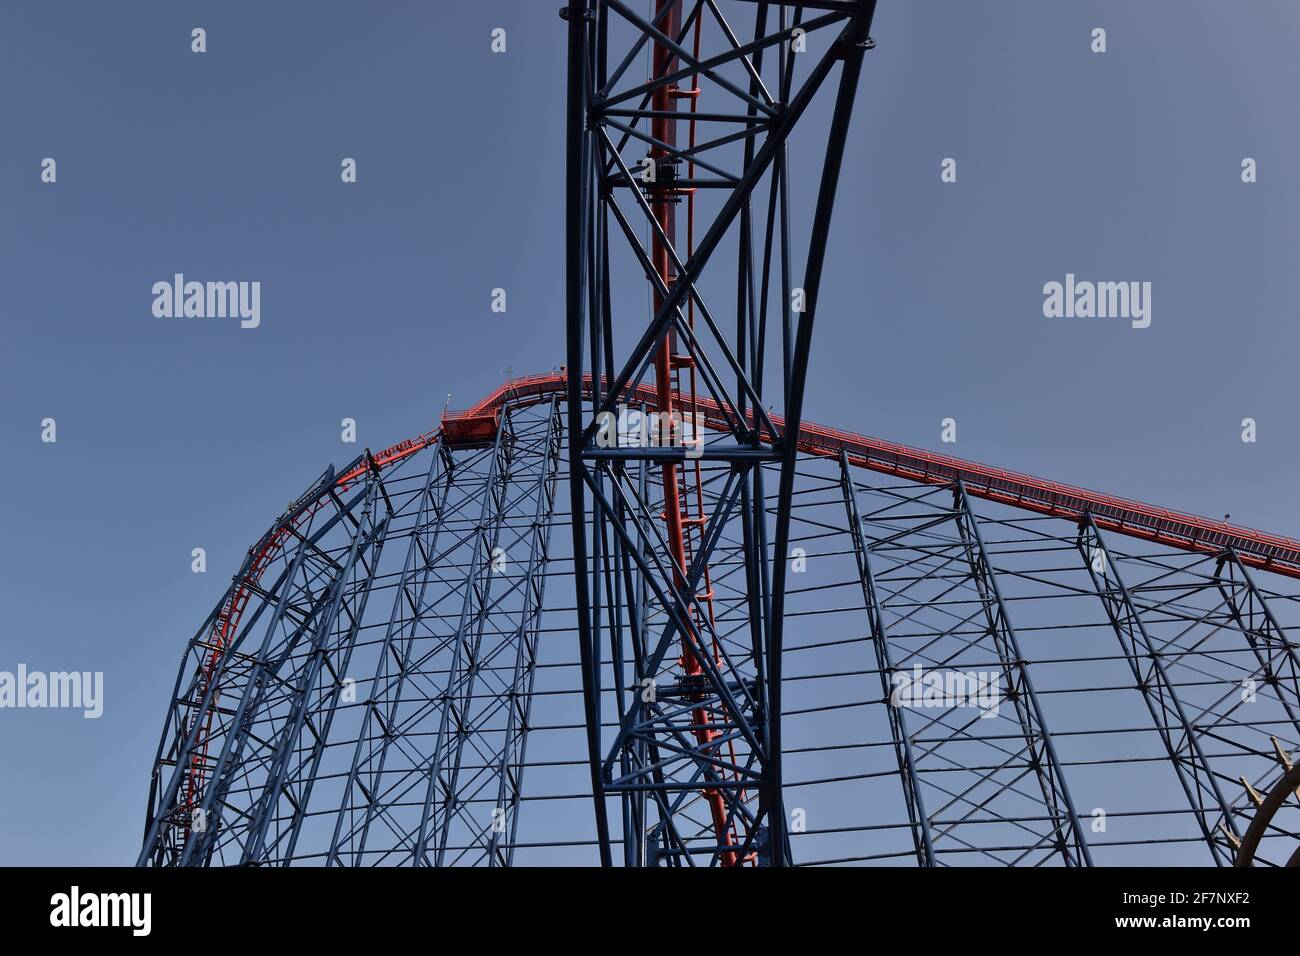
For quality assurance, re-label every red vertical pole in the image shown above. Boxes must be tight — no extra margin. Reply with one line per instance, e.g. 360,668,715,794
649,0,739,866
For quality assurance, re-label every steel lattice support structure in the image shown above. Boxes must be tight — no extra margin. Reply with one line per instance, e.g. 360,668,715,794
1075,515,1300,865
137,3,1300,867
564,0,878,868
138,378,1300,866
140,401,566,866
837,463,1090,866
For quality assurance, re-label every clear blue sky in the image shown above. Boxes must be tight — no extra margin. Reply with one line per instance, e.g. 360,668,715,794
1,0,1298,864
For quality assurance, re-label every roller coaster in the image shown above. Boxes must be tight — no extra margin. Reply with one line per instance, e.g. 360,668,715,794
138,1,1299,867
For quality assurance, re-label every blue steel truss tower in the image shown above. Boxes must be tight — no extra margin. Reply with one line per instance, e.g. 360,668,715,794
563,0,882,869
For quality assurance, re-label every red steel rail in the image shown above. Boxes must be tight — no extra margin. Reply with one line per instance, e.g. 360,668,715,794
643,0,741,866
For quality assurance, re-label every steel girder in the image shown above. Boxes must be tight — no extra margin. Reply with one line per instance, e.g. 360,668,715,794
564,0,878,867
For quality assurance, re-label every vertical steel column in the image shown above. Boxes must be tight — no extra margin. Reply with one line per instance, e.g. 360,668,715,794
565,0,615,867
764,4,876,865
643,0,740,867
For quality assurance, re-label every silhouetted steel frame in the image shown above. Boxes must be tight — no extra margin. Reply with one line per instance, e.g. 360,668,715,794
189,481,386,865
487,400,563,866
140,470,377,865
838,452,937,864
1076,513,1241,865
328,439,457,865
951,482,1092,865
1215,551,1300,734
139,405,568,867
323,406,563,867
130,0,1300,858
414,409,514,864
240,488,392,864
565,0,877,866
1211,552,1300,860
838,452,936,865
138,371,1300,866
826,469,1092,864
139,465,330,865
213,486,387,865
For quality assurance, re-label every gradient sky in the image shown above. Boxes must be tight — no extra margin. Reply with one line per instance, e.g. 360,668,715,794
1,0,1298,865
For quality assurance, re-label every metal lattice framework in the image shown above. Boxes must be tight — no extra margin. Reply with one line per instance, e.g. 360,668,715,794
139,2,1300,867
142,400,565,866
139,377,1300,867
563,0,878,868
